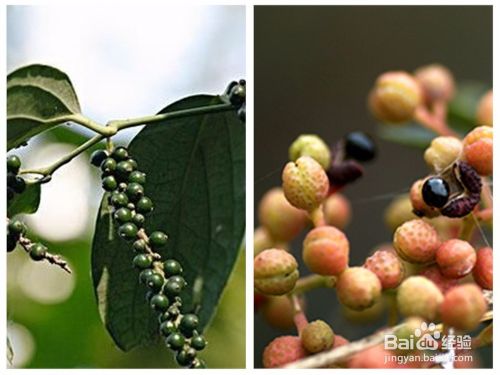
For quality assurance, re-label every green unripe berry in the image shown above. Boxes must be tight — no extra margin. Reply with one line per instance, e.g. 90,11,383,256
8,219,27,236
100,158,117,174
126,182,144,202
132,213,145,228
114,207,133,224
160,320,176,336
133,239,147,253
191,335,207,351
167,332,185,350
30,243,47,261
11,176,26,194
164,259,183,276
169,275,187,288
126,158,138,170
7,155,21,174
164,280,182,297
180,314,199,334
158,311,171,323
110,192,129,207
115,160,136,181
7,235,18,252
139,269,154,284
118,222,138,241
175,350,192,367
146,273,165,291
150,293,170,311
289,134,331,170
149,231,168,248
128,171,146,184
90,149,109,167
133,254,153,269
136,197,153,214
111,146,129,161
126,202,135,211
102,176,118,191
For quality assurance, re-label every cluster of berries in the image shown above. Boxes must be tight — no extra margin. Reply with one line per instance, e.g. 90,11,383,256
254,64,492,368
225,79,246,122
7,155,26,201
92,146,206,368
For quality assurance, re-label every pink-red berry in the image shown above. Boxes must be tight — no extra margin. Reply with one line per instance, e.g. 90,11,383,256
323,193,351,229
300,320,335,353
462,126,493,176
254,248,299,295
393,219,441,263
348,345,400,368
282,156,329,212
472,247,492,290
440,284,487,331
409,180,440,218
419,265,459,293
254,227,274,256
336,267,381,310
262,295,305,330
303,226,349,276
262,335,308,368
397,276,443,321
258,187,308,242
414,64,455,103
364,249,404,289
436,239,476,279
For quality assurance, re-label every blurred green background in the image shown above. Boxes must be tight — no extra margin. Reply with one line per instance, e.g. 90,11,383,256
7,5,245,369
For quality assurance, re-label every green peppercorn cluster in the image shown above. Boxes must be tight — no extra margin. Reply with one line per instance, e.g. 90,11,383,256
225,79,246,123
92,146,207,368
7,155,26,202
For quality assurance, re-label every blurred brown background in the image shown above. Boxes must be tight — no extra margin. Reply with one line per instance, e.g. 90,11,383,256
254,5,492,367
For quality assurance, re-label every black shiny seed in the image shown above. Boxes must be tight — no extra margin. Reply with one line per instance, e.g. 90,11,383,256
422,177,450,208
344,131,376,162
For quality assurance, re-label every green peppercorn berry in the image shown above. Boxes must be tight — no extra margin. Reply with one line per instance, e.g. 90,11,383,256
160,320,176,336
100,158,117,174
7,155,22,174
102,176,118,191
116,160,135,181
132,213,145,228
164,280,182,297
126,182,144,202
176,349,195,367
118,182,128,192
164,259,183,276
146,273,165,291
90,149,109,167
133,239,147,253
127,158,138,170
158,311,171,323
139,269,154,284
128,171,146,184
191,335,207,351
180,314,199,333
12,176,26,194
150,293,170,312
110,192,129,207
190,359,206,369
111,146,129,161
126,203,136,211
136,197,153,214
167,332,185,350
149,231,168,248
7,172,17,188
30,243,47,261
169,275,187,288
114,207,133,224
118,222,138,241
133,253,153,269
229,84,246,106
7,235,17,252
8,219,27,236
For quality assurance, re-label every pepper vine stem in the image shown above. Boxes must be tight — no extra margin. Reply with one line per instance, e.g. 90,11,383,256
19,102,236,179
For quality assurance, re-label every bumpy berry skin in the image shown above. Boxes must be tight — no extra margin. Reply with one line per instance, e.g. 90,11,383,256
436,239,476,279
29,243,47,261
476,90,492,126
289,134,331,170
414,64,455,103
302,226,349,276
336,267,381,310
368,71,422,123
424,136,462,172
462,125,493,176
393,219,441,263
397,276,443,321
262,295,304,330
364,249,404,289
472,247,492,290
440,284,487,331
282,156,329,212
7,155,22,174
258,188,308,242
409,179,440,218
254,248,299,295
323,193,351,229
419,266,458,293
262,336,308,368
300,320,335,353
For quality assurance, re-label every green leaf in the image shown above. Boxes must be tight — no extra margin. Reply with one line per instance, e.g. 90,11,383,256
91,95,245,351
7,182,41,217
376,123,436,149
448,81,489,133
7,64,81,150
